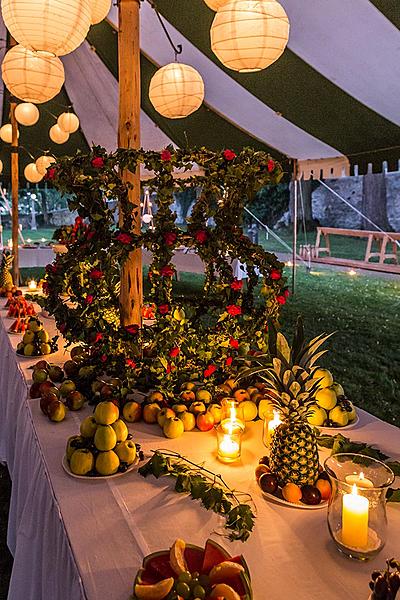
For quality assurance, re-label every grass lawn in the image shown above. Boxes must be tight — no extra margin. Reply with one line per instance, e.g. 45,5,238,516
2,228,55,244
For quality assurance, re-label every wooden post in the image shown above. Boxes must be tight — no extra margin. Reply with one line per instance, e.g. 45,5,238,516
118,0,143,327
10,98,19,285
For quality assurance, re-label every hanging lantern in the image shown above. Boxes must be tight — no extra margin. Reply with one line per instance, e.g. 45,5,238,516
149,63,205,119
204,0,229,10
2,45,65,104
57,112,80,133
0,124,20,144
15,103,40,126
49,124,70,144
24,163,44,183
0,160,3,175
36,155,56,175
210,0,290,73
1,0,92,57
91,0,112,24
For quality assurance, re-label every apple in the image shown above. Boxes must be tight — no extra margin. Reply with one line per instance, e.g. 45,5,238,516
163,417,184,439
195,389,212,404
24,344,35,357
189,401,206,415
331,382,345,397
33,359,49,371
40,343,52,356
316,387,337,411
233,389,250,403
196,412,215,432
22,330,35,344
157,407,175,428
66,435,86,460
48,365,64,383
111,419,129,442
63,360,79,378
47,400,67,422
59,379,76,397
143,402,161,424
240,400,258,421
39,380,55,397
94,401,119,425
346,402,357,422
94,425,117,451
80,415,98,438
208,404,222,424
100,384,114,399
29,382,42,399
70,449,94,475
122,401,142,423
172,403,187,414
258,398,274,420
40,394,57,415
180,381,197,391
70,346,85,360
115,440,137,464
329,405,349,427
178,411,196,431
217,384,232,395
66,391,86,411
38,330,49,343
316,478,332,501
180,390,196,403
91,380,103,394
45,386,61,399
79,366,95,380
33,369,48,384
224,378,237,390
95,450,120,476
313,368,334,389
308,405,327,427
148,391,164,403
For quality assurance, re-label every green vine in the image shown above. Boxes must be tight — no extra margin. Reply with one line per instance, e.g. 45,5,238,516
138,450,256,542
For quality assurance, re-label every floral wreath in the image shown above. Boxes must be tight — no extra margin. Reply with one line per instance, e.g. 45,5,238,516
42,146,288,395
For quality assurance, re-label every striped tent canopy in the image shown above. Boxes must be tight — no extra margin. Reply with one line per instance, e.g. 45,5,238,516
1,0,400,181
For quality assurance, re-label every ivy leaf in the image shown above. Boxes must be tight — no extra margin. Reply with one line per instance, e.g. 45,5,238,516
138,452,169,478
386,488,400,502
386,462,400,477
175,473,192,493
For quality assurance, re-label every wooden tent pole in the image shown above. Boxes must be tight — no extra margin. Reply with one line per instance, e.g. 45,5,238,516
9,35,19,285
118,0,143,327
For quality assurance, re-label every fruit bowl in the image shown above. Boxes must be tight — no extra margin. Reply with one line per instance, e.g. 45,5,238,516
257,484,328,510
318,413,360,431
132,538,252,600
62,454,139,479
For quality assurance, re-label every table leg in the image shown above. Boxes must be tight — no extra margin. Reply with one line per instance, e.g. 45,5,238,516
365,234,373,262
379,236,388,264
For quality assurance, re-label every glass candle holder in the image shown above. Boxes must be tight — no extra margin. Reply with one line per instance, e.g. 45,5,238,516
216,423,243,463
324,453,395,561
220,398,245,430
262,409,281,449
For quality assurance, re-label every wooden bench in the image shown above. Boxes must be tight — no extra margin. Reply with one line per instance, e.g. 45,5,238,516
314,227,400,274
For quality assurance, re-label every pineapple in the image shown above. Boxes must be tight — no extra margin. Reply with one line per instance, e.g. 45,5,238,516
0,251,14,294
241,318,332,486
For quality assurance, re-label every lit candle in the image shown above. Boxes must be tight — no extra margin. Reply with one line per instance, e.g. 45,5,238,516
219,435,240,461
27,238,32,243
217,420,242,463
28,280,37,291
265,410,281,447
342,484,369,548
345,472,374,489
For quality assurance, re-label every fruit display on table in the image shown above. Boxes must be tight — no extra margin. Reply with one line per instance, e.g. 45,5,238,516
133,538,252,600
368,558,400,600
7,295,36,318
64,401,142,477
3,288,23,305
16,317,58,356
307,368,358,428
0,251,14,295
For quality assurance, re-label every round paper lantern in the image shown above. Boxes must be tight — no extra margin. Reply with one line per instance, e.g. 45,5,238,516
57,112,80,133
204,0,229,10
0,124,20,144
49,124,69,144
211,0,290,73
24,163,44,183
149,63,205,119
36,155,56,175
15,102,40,126
142,214,153,224
2,45,65,104
1,0,92,57
91,0,112,24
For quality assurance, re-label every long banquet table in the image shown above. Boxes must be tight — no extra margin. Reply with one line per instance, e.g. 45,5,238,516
0,299,399,600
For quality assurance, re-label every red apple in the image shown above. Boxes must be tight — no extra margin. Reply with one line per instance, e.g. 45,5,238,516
39,380,55,397
29,382,42,399
180,390,196,403
196,412,215,432
65,391,86,411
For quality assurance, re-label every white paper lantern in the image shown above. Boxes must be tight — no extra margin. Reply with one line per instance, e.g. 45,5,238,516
204,0,229,10
15,103,40,126
57,112,80,133
0,160,3,175
0,124,20,144
36,155,56,175
149,63,205,119
91,0,112,24
2,45,65,104
24,163,44,183
49,124,70,144
1,0,92,57
211,0,290,72
142,214,153,225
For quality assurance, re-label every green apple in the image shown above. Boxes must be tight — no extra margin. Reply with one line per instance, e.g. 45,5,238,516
313,368,334,389
240,400,258,421
178,411,196,431
33,369,48,384
180,381,197,392
111,419,128,442
94,425,117,451
48,365,64,383
65,390,86,411
94,401,119,425
189,401,206,415
346,402,357,422
47,400,67,422
329,405,349,427
143,402,160,423
316,387,337,411
70,449,94,475
332,382,345,397
38,330,49,343
80,416,98,438
23,330,35,345
115,440,137,464
66,435,86,460
307,405,327,427
163,417,184,439
23,343,35,356
172,403,187,414
27,318,42,332
122,401,142,423
157,407,175,428
208,404,222,424
195,389,212,404
40,343,52,355
59,379,76,397
95,450,119,476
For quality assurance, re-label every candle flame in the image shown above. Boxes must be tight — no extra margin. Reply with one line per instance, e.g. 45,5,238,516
359,472,365,481
351,483,358,496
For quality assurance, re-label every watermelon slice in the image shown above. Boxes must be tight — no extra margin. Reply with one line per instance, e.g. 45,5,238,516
142,550,175,582
201,539,230,574
184,544,204,574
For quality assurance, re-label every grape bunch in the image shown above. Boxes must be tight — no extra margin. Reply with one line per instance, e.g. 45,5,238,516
369,559,400,599
169,571,210,600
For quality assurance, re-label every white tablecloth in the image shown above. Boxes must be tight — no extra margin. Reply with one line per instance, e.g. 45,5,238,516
0,301,399,600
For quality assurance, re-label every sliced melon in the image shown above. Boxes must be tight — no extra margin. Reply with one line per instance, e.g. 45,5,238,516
142,550,175,582
201,539,230,574
209,561,244,584
184,544,205,574
134,577,174,600
210,583,241,600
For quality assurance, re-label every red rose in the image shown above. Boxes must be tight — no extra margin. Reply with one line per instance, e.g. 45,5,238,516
166,363,176,374
267,159,275,172
164,232,177,246
225,356,233,367
276,295,286,305
125,324,139,335
91,157,105,168
74,217,83,227
85,295,94,305
204,364,217,378
226,304,242,316
86,230,95,241
284,289,290,298
89,269,104,280
100,354,107,363
42,282,49,295
45,167,56,181
229,337,239,349
93,332,103,343
116,232,133,245
158,304,169,315
270,269,282,280
169,347,180,358
126,358,137,368
59,323,67,334
230,279,243,291
195,230,207,244
223,149,236,161
160,265,174,277
161,149,172,162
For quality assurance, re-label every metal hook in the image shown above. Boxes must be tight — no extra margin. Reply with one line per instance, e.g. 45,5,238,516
147,0,183,60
